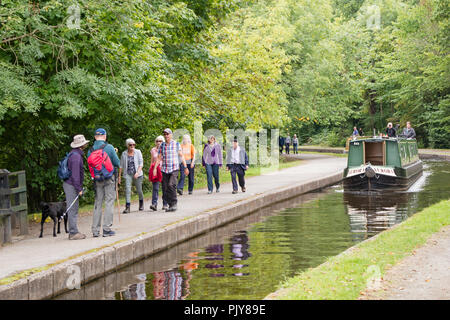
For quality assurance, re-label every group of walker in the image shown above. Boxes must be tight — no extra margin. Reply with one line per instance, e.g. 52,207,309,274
278,133,299,154
61,128,249,240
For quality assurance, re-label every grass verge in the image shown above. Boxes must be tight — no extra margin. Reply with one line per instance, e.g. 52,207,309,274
269,199,450,300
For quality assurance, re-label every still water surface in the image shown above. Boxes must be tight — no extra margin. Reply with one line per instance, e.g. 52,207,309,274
56,161,450,300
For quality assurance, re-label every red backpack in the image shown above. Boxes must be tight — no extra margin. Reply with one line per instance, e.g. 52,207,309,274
87,144,114,181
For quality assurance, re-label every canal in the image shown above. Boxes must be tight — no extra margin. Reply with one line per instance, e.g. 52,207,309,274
55,160,450,300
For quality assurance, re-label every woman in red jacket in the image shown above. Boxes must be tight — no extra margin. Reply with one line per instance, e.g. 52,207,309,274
149,136,166,211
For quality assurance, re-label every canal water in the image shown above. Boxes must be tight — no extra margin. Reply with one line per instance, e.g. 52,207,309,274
55,161,450,300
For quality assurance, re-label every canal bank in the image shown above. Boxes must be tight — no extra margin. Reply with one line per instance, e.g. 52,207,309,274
0,154,346,300
264,198,450,300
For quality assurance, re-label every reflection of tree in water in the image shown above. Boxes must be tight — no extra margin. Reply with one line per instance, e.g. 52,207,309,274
344,191,413,241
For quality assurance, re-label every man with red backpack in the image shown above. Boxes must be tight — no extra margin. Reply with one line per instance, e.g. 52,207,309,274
87,128,120,237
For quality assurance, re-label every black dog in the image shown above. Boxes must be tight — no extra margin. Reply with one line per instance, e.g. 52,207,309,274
39,201,68,238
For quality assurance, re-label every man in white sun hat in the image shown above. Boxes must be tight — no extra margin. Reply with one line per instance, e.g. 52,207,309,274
63,134,90,240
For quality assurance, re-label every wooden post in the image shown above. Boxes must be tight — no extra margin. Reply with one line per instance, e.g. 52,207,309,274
0,169,12,245
17,171,28,235
6,171,28,237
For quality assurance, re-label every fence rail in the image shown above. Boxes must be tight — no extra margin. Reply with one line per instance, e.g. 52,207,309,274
0,170,28,245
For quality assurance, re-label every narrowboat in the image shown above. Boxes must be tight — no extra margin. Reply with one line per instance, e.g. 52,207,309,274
343,137,423,191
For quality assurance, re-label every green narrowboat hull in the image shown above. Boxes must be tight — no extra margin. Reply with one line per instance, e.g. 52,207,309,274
343,137,423,191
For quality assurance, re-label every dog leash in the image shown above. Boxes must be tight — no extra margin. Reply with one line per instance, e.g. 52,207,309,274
59,188,85,222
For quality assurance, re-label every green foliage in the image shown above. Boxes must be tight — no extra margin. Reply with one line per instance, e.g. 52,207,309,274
307,128,348,147
373,0,450,148
288,0,449,148
0,0,248,210
333,0,366,18
175,0,292,131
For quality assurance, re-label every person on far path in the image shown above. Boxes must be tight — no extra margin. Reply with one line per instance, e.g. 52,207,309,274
285,134,291,154
154,128,189,212
278,135,285,154
202,135,223,194
63,134,90,240
352,127,359,137
402,121,416,139
119,138,144,213
226,138,249,194
88,128,120,237
385,122,397,138
149,136,166,211
292,134,299,154
177,134,196,195
359,127,364,137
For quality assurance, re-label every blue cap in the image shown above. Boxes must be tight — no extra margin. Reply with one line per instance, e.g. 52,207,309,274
95,128,107,136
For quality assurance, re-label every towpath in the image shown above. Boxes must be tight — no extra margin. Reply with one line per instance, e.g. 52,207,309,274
0,153,346,281
361,225,450,300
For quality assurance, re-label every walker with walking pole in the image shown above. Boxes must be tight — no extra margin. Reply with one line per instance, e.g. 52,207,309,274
59,188,85,222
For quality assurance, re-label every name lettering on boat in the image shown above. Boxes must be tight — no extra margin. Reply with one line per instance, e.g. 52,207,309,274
347,165,396,177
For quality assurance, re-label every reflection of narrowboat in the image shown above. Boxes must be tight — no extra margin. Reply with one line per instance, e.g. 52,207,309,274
343,137,423,191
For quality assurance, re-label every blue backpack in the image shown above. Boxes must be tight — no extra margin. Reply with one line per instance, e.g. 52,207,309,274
57,151,74,181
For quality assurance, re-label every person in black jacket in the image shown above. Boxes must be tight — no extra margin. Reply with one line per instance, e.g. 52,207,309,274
385,122,397,137
226,138,249,194
278,135,285,154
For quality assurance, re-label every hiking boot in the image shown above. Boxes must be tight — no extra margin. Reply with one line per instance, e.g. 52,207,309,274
166,205,177,212
188,191,193,195
123,203,130,214
177,189,183,196
232,190,238,194
69,233,86,240
207,190,212,194
150,204,157,211
241,187,246,192
162,204,169,211
139,200,144,211
103,230,116,237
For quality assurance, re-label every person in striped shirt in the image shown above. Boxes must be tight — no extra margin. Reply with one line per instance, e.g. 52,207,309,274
154,128,189,212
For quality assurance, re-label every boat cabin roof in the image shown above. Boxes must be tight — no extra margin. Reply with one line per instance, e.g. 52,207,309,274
347,137,419,168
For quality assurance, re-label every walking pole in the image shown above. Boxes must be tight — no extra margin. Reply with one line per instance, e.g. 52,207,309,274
116,170,121,223
59,188,85,222
114,147,121,223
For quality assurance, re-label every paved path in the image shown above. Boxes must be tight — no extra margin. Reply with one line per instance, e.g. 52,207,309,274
0,154,347,280
362,225,450,300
